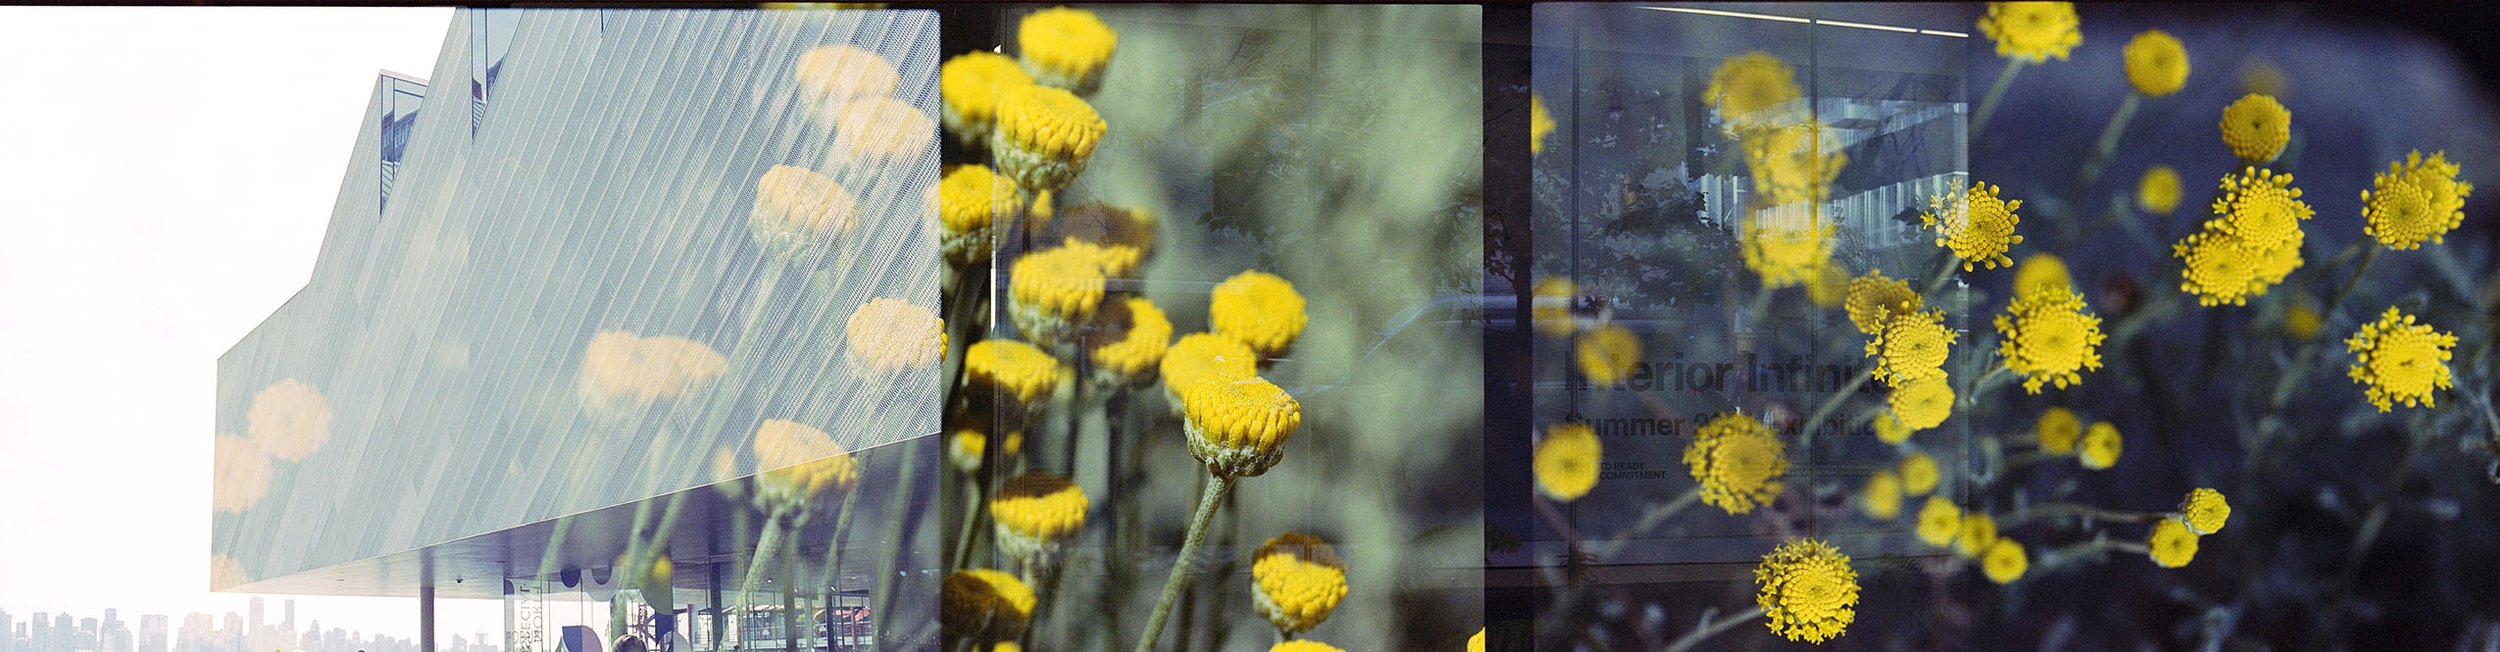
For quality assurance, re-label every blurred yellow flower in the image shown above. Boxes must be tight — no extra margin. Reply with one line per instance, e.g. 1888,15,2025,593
1268,642,1344,652
845,297,945,376
942,569,1036,643
1916,496,1961,548
1740,211,1836,288
1017,6,1117,95
577,331,727,413
1704,52,1802,130
1923,180,2025,271
2147,517,2199,568
940,51,1035,149
1861,470,1904,520
2036,407,2081,455
1995,286,2107,393
1754,537,1859,644
1251,532,1349,635
947,425,1022,474
1056,201,1159,272
1177,374,1302,478
2220,94,2292,164
1898,452,1941,496
831,96,936,162
1867,308,1954,386
209,554,251,589
2138,165,2183,215
246,379,332,462
1210,270,1309,358
967,339,1064,405
2346,307,2457,411
1529,93,1557,156
1890,374,1955,430
212,434,270,513
2180,488,2231,535
1808,264,1849,309
1468,628,1485,652
1872,410,1915,445
1741,121,1848,207
795,44,898,114
936,165,1023,266
2013,252,2072,300
2363,150,2473,250
753,419,858,496
1982,538,2028,584
1161,333,1259,404
1978,2,2082,62
749,164,860,258
2284,300,2324,340
1086,296,1172,385
992,84,1106,192
1534,422,1602,503
1956,511,1999,559
991,471,1089,564
2079,421,2122,470
2211,167,2314,253
1844,269,1922,335
1531,276,1579,339
1684,412,1790,514
1576,325,1641,387
1008,245,1108,347
2122,29,2190,97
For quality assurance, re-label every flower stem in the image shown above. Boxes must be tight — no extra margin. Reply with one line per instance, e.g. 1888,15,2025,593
1663,605,1767,652
2074,93,2143,194
2004,501,2161,528
1134,475,1235,652
1969,58,2025,138
1591,489,1702,560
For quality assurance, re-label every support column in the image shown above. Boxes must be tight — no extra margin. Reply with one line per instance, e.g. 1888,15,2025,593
421,551,438,652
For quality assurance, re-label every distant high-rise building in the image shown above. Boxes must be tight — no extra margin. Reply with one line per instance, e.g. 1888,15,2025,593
278,603,290,641
1,608,15,652
75,618,95,652
137,615,166,652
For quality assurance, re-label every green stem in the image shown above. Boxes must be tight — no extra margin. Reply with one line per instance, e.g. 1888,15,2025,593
1134,475,1236,652
1590,489,1702,560
1663,605,1768,652
1969,58,2025,138
2075,93,2143,194
737,513,788,639
2004,502,2162,528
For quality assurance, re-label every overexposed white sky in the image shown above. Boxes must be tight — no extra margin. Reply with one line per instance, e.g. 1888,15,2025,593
0,6,503,640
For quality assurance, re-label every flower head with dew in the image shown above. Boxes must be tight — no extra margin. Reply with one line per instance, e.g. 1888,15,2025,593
2148,517,2200,568
2036,407,2081,455
1210,270,1308,358
1268,642,1344,652
1922,180,2025,271
1983,538,2028,584
1867,308,1954,386
1979,2,2082,62
1956,511,2001,559
845,297,945,377
1741,121,1849,208
941,51,1034,150
1705,52,1803,131
1740,210,1837,288
1890,374,1955,430
748,165,859,260
1529,93,1558,156
752,420,859,513
990,84,1106,192
1055,201,1159,272
967,339,1064,406
246,379,331,462
1016,6,1117,95
2013,252,2072,300
1007,245,1107,347
2079,421,2122,470
2180,488,2231,535
1251,532,1349,635
1995,286,2107,393
2363,150,2474,250
1084,296,1171,387
2139,165,2183,215
2220,94,2292,164
947,424,1022,474
1845,269,1922,335
1684,412,1790,514
1534,422,1601,502
1754,537,1859,644
2346,307,2457,411
1576,324,1641,387
830,96,935,163
794,45,898,119
2123,29,2190,97
1916,496,1962,548
941,569,1036,644
1177,374,1302,478
991,471,1088,566
1898,452,1941,497
936,165,1024,266
1861,470,1904,520
577,332,726,415
1872,410,1915,445
1531,276,1580,339
2210,167,2314,253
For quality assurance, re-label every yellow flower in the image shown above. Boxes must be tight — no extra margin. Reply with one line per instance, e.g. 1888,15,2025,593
1995,286,2107,393
1534,422,1602,502
753,419,859,508
2211,167,2314,253
1872,410,1915,445
1754,537,1859,644
1741,121,1849,208
991,472,1089,564
991,84,1107,192
1808,264,1849,309
2147,517,2200,568
936,165,1024,266
1705,52,1802,130
967,339,1064,405
794,44,899,113
1017,6,1117,95
1575,324,1641,387
1086,296,1172,385
2179,488,2231,535
577,331,727,414
1922,180,2025,271
2036,407,2081,455
1740,210,1836,288
1979,2,2082,62
1844,269,1922,335
2078,421,2122,470
1056,201,1159,273
1008,245,1108,347
2138,165,2183,215
2122,29,2190,97
245,379,332,462
1890,374,1955,430
1210,270,1309,358
1251,532,1349,635
2345,307,2457,411
1956,511,1999,559
1177,374,1302,478
1529,94,1559,157
2284,300,2324,340
2174,225,2301,308
1531,276,1579,339
1915,496,1961,548
1161,333,1260,406
1861,470,1904,520
1268,642,1344,652
1468,628,1485,652
947,425,1022,474
942,569,1036,643
1982,538,2028,584
1897,452,1941,497
1684,412,1790,514
749,164,860,259
1867,308,1954,386
941,51,1035,149
830,96,936,162
2013,252,2072,300
2219,94,2292,164
845,297,945,376
2363,150,2474,250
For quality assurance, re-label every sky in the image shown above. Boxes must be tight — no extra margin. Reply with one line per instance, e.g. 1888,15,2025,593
0,6,503,640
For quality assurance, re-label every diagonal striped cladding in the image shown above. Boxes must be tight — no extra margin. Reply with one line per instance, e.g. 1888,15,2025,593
212,9,943,591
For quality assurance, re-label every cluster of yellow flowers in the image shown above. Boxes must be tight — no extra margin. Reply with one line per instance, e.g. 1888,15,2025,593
2361,150,2474,250
1911,498,2031,584
1706,53,1849,289
2175,166,2312,306
2149,489,2233,568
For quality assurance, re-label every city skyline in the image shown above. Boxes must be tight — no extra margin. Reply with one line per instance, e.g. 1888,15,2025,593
0,600,497,652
